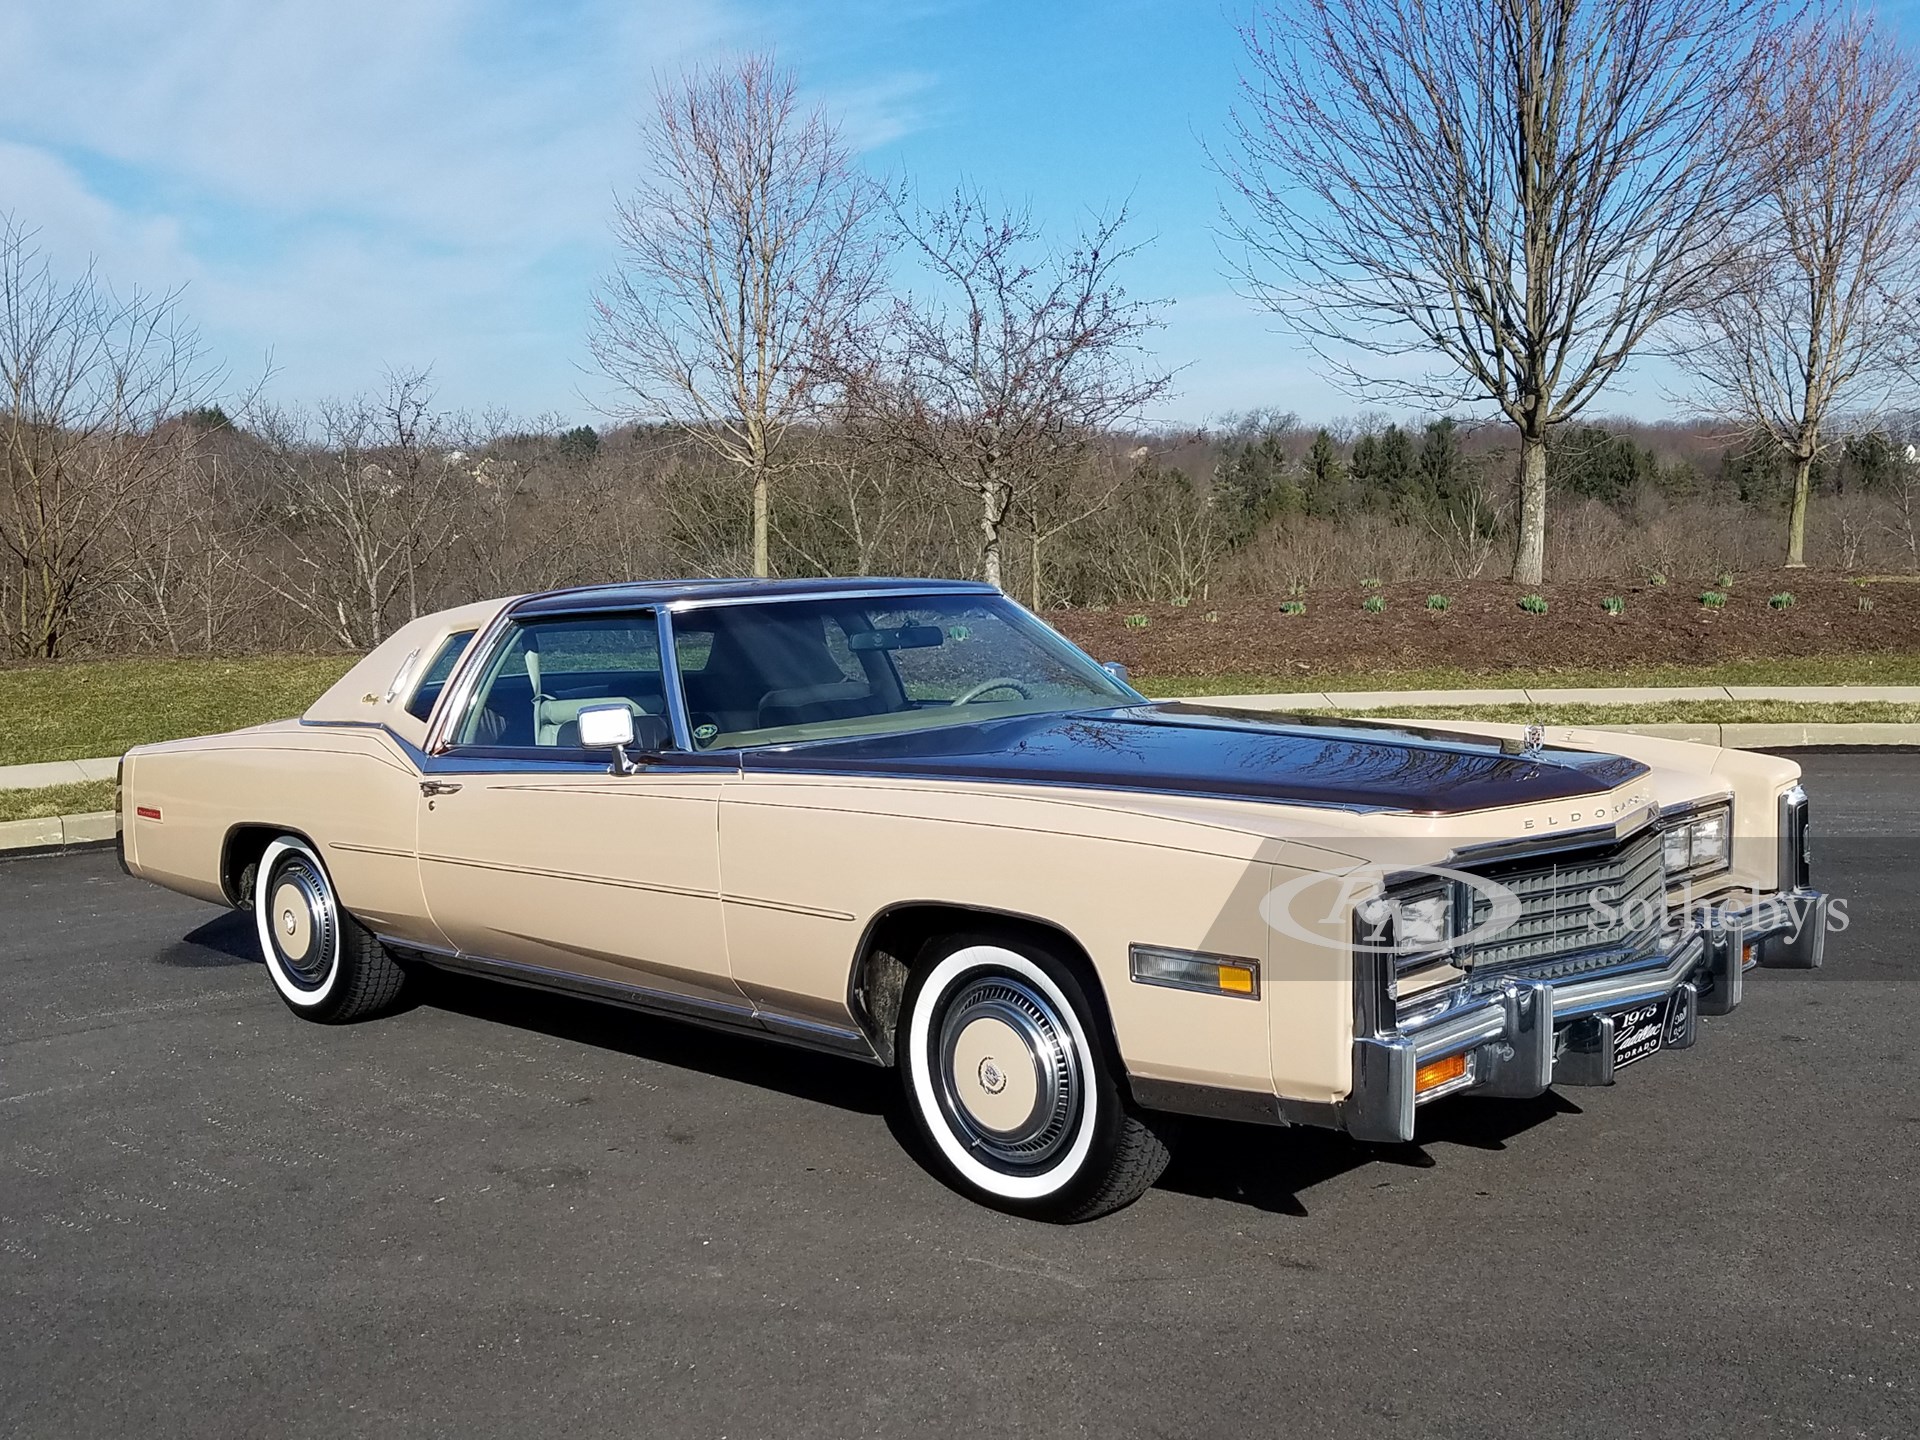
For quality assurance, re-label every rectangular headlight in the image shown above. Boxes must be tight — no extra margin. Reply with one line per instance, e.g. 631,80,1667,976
1395,891,1452,951
1663,803,1733,880
1690,810,1728,869
1663,826,1693,872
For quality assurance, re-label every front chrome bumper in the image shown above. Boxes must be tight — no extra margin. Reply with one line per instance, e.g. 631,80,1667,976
1342,887,1829,1144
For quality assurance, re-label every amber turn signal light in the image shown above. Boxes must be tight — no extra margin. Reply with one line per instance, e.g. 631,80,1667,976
1414,1052,1468,1094
1127,944,1261,1000
1216,964,1255,995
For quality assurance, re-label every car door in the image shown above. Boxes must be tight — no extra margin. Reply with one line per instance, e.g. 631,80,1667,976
414,606,748,1014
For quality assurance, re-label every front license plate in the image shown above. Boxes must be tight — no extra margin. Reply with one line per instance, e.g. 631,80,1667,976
1612,997,1671,1068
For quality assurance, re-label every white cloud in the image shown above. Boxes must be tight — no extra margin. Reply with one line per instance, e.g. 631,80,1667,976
0,0,886,415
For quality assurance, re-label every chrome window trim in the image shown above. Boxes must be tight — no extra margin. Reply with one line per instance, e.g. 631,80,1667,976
662,584,995,613
655,607,694,751
424,600,522,754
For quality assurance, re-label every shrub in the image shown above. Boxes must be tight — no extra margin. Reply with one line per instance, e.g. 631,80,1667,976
1768,592,1794,610
1278,599,1307,616
1361,576,1383,589
1363,595,1386,613
1602,596,1624,615
1426,594,1450,611
1858,593,1875,613
1123,613,1150,628
1287,580,1307,598
1518,594,1549,614
1699,590,1727,609
1169,595,1190,608
1649,572,1668,586
1716,570,1735,588
1203,610,1220,623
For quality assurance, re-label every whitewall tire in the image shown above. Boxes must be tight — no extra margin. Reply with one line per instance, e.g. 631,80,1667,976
899,934,1172,1221
253,836,409,1023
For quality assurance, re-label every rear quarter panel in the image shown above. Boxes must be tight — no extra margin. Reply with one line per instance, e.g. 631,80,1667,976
121,725,441,948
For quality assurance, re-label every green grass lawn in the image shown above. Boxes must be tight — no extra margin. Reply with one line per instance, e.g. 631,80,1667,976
1139,654,1920,696
0,655,356,768
0,777,118,823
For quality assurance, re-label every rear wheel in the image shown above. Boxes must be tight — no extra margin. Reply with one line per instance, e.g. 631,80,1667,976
254,836,409,1023
898,933,1172,1221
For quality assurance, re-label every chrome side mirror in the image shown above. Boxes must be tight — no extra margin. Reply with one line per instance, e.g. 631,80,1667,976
577,704,641,776
1101,660,1131,684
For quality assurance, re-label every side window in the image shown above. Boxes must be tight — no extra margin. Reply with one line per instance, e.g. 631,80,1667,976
403,630,475,721
451,611,675,751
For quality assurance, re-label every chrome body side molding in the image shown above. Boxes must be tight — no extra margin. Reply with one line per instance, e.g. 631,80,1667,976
384,940,881,1063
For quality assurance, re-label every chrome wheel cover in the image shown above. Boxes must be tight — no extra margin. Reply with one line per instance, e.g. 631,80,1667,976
265,854,337,991
933,974,1084,1173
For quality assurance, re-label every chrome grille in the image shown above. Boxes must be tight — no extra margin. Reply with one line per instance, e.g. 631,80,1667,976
1463,829,1666,979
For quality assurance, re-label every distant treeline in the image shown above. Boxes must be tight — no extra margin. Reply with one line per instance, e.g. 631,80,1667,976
8,382,1914,660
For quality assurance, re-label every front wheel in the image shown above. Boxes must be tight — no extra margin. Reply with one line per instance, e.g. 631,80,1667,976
254,836,410,1023
898,934,1172,1221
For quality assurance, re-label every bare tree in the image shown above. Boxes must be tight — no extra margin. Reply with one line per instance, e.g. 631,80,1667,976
592,54,887,578
1221,0,1783,585
0,218,218,656
106,418,268,653
882,192,1174,589
1686,14,1920,567
252,369,459,649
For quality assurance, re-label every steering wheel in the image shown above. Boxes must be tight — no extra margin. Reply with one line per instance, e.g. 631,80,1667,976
950,677,1033,706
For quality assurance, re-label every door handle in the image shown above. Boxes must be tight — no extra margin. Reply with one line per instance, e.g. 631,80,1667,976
420,780,463,797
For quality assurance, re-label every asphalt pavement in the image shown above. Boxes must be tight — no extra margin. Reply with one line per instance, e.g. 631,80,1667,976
2,752,1914,1439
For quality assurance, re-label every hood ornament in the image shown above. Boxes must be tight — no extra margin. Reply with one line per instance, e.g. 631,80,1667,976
1501,721,1548,759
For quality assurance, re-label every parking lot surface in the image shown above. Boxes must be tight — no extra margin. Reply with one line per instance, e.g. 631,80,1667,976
2,752,1914,1438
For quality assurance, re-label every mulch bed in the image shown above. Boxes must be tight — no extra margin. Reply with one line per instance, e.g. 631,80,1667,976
1053,575,1919,679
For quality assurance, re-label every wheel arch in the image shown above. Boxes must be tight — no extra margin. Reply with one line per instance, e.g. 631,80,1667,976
846,901,1118,1067
220,822,322,908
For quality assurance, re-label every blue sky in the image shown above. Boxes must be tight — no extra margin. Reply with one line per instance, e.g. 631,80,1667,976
3,0,1913,429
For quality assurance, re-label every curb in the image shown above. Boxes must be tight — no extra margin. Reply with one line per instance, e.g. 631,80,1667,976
0,810,116,856
0,756,117,792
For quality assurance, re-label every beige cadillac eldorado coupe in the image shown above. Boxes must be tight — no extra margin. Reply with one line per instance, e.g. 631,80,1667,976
119,578,1827,1220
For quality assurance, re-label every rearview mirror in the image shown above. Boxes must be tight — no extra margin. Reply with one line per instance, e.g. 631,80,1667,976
848,625,945,652
577,704,642,775
1101,660,1131,684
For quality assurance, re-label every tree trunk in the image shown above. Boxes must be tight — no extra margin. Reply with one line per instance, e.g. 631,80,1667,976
1511,431,1548,587
1785,451,1813,568
979,481,1005,589
751,466,771,578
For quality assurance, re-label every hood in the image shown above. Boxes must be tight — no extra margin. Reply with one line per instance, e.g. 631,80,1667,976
738,703,1648,816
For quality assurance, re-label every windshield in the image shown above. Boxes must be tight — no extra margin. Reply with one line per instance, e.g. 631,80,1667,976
669,593,1138,750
